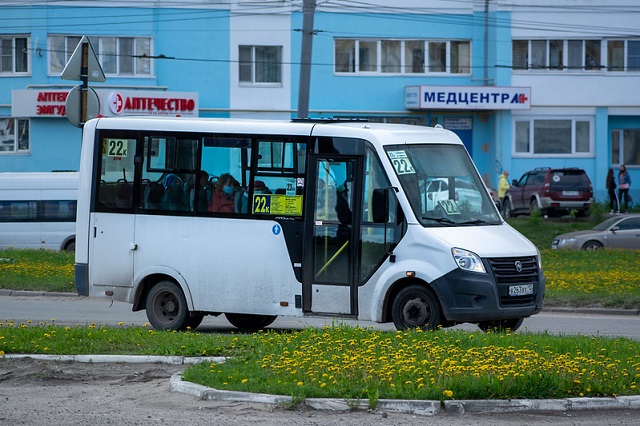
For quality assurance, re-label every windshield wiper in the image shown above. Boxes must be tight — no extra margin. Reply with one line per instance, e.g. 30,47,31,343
422,216,456,226
459,219,487,225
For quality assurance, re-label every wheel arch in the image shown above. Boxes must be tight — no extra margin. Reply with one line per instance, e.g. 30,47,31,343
581,239,604,250
132,271,194,312
60,235,76,252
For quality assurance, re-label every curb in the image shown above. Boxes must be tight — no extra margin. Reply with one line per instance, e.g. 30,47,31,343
0,290,79,298
3,353,225,365
168,373,640,416
5,354,640,417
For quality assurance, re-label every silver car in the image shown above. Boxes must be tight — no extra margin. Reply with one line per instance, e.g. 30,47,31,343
552,214,640,250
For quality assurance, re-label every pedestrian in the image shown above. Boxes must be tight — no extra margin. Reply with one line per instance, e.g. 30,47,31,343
618,164,632,213
498,169,510,213
606,168,619,213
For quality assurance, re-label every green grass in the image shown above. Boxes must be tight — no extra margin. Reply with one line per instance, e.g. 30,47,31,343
2,321,640,404
0,249,75,293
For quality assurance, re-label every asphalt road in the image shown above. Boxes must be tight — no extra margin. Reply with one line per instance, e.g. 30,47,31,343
1,292,640,339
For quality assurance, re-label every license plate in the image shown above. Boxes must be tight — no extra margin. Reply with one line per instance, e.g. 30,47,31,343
509,284,534,297
562,190,579,196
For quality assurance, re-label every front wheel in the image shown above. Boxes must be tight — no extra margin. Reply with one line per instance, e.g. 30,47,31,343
477,317,524,332
225,313,277,331
582,240,603,250
145,280,190,331
391,285,442,330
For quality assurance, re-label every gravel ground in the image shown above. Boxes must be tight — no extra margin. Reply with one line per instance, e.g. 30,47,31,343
2,358,640,425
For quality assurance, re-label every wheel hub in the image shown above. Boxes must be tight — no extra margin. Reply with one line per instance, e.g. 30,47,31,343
403,297,429,325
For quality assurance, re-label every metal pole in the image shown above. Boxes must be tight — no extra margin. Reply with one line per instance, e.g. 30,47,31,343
297,0,316,118
80,41,89,125
484,0,489,85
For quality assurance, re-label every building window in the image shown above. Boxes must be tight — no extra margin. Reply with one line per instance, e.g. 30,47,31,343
49,35,152,76
0,118,29,153
239,45,282,84
611,129,640,166
1,36,29,74
335,39,471,75
513,39,640,72
359,41,377,72
381,40,401,73
514,118,592,156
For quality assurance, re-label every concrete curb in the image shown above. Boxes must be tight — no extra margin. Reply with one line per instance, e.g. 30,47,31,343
5,354,640,417
0,289,80,298
3,353,225,365
169,372,640,417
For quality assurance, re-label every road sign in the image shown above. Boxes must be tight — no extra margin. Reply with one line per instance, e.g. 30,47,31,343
65,85,100,128
60,36,106,82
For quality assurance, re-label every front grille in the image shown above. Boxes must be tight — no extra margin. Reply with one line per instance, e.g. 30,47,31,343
487,256,539,306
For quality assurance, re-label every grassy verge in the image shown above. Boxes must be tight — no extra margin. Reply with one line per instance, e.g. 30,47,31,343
0,249,74,293
2,320,640,404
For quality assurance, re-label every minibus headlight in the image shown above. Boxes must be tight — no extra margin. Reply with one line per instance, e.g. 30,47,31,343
451,248,486,273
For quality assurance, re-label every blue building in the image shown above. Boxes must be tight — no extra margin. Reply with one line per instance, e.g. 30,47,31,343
1,0,639,202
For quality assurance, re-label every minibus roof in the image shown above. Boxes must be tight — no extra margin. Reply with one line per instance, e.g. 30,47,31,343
90,116,463,146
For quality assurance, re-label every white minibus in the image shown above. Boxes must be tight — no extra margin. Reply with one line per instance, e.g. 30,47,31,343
0,172,77,252
74,117,545,331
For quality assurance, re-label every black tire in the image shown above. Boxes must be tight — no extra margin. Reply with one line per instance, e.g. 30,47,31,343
391,285,442,330
503,199,514,218
582,240,603,250
63,240,76,253
225,313,277,331
145,281,190,331
529,199,540,215
477,317,524,332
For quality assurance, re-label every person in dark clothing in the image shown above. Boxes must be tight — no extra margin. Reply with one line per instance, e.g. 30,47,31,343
606,168,618,213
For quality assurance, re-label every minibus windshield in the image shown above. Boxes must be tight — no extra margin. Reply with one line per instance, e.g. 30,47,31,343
385,144,501,227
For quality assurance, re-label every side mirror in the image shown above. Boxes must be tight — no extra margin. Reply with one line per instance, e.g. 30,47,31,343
611,226,619,233
372,188,389,223
511,179,518,186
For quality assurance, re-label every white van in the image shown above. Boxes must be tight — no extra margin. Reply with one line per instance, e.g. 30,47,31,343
74,117,545,331
0,172,78,252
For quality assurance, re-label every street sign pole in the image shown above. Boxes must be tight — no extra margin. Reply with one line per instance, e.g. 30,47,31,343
60,35,106,128
81,42,89,125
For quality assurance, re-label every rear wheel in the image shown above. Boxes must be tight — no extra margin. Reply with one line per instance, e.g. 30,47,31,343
225,313,277,331
477,317,524,332
145,281,190,331
529,199,540,215
503,199,515,218
582,240,603,250
391,285,442,330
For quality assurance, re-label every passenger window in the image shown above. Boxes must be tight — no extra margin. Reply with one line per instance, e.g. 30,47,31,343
96,135,137,211
140,135,198,213
201,135,251,215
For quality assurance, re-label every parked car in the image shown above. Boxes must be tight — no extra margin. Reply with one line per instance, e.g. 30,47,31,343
424,177,483,213
503,167,593,217
552,214,640,250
